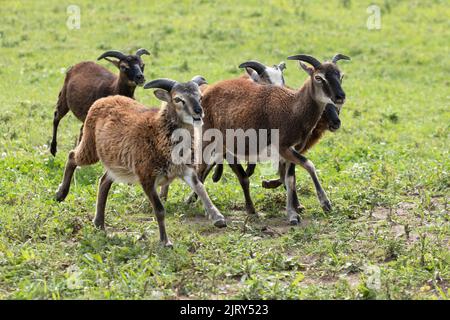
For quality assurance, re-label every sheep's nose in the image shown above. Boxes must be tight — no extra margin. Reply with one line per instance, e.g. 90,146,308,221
136,74,145,82
194,107,202,115
334,118,341,128
336,92,346,103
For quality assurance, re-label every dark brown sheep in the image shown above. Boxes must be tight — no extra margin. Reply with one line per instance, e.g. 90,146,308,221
50,48,150,156
196,53,349,224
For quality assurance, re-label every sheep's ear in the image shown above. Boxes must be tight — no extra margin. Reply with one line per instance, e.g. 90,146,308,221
153,89,172,102
299,61,314,76
104,57,120,69
245,68,261,82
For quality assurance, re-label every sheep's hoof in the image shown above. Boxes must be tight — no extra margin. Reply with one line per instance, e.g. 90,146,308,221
321,199,332,212
289,216,301,226
92,219,105,230
55,186,67,202
287,210,301,225
50,143,57,157
247,213,260,222
296,204,306,213
246,205,258,216
211,172,221,183
163,240,173,248
214,219,227,228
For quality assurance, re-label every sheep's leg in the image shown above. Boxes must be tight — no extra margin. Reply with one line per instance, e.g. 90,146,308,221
283,163,304,213
50,104,69,156
185,163,214,203
93,172,113,230
262,161,285,189
212,163,223,182
141,178,172,247
160,184,169,201
228,161,257,217
246,163,256,177
56,150,77,202
285,161,300,224
262,162,305,212
262,178,283,189
183,168,226,228
76,124,84,147
290,165,305,213
282,148,332,212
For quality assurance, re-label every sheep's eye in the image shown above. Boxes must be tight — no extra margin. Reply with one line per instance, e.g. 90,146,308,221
174,97,184,104
314,76,323,82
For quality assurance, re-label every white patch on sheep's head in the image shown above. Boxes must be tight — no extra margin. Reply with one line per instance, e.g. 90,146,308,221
240,60,286,86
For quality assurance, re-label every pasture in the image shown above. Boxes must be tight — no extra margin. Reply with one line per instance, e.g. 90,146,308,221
0,0,448,299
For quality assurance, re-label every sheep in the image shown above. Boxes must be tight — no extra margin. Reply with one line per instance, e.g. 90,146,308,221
210,60,342,187
211,102,342,213
208,60,287,184
54,76,226,247
196,53,349,224
50,48,150,156
159,60,287,201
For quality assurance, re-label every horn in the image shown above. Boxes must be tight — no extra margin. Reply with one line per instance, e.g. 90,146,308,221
287,54,321,69
97,50,127,61
238,60,267,75
135,48,150,57
332,53,351,64
191,75,207,86
143,78,177,91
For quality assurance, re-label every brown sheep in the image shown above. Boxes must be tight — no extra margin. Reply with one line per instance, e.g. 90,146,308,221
50,48,150,156
196,54,349,224
55,76,226,247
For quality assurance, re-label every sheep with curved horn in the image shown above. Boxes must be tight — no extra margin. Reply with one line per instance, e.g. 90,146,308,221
50,48,150,156
261,53,350,195
194,53,349,224
55,75,225,247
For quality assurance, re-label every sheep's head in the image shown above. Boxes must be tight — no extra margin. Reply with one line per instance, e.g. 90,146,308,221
288,53,350,131
97,48,150,86
144,76,207,126
288,53,349,105
239,60,286,86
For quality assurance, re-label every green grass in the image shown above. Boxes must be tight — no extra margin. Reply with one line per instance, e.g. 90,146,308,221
0,0,449,299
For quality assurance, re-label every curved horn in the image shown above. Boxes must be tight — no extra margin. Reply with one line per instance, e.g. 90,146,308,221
287,54,321,69
97,50,127,61
143,78,177,91
239,60,267,75
135,48,150,57
332,53,351,64
191,75,207,86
